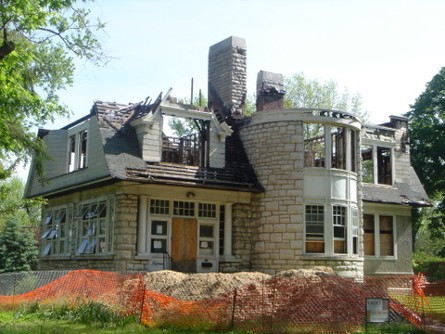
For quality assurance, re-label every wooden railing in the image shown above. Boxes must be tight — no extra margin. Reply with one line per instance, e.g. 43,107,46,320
162,135,200,166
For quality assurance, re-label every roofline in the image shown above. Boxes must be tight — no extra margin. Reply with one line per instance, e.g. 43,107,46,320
60,113,94,130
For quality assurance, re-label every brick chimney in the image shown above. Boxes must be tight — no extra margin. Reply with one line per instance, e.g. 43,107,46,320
256,71,285,111
208,36,247,123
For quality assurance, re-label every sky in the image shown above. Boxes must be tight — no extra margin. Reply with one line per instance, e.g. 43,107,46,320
17,0,445,179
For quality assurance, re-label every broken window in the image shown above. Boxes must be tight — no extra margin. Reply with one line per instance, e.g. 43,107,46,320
162,116,210,167
305,205,325,253
68,129,88,172
78,199,112,255
40,207,68,256
361,145,392,185
331,127,346,170
377,147,392,185
304,124,325,168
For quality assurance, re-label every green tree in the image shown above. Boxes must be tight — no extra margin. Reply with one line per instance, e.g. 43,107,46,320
284,73,367,122
405,67,445,257
0,217,39,272
0,0,106,180
0,177,41,272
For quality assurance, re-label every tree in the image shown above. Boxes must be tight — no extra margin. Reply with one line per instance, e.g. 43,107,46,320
0,177,41,272
284,73,367,122
0,217,39,272
0,0,106,180
405,67,445,257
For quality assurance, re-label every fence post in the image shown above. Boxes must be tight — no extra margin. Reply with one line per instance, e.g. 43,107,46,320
230,287,237,331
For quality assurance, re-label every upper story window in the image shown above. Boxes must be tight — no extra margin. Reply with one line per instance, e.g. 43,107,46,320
68,129,88,172
361,145,393,185
304,123,357,172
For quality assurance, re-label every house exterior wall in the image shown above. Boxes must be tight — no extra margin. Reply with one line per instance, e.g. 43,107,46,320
363,203,413,276
240,109,364,278
26,117,110,197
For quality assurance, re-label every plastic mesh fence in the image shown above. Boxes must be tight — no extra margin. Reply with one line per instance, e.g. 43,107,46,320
0,270,444,333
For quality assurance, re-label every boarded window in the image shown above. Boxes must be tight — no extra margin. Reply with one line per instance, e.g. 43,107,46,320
305,205,325,253
333,205,347,254
380,215,394,256
364,214,375,256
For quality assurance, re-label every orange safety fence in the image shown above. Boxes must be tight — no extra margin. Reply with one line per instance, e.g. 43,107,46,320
0,269,444,333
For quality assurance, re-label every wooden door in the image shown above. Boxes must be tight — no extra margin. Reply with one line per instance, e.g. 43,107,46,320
171,218,197,273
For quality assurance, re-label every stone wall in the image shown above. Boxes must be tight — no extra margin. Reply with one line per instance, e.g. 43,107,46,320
240,119,306,274
208,36,247,121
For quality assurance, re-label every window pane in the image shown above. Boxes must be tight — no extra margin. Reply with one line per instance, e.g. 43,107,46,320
151,220,167,235
150,199,170,215
151,239,167,253
364,214,375,256
304,124,325,167
331,127,346,170
305,205,324,253
361,145,373,183
380,215,394,256
199,240,214,255
173,201,195,216
350,130,356,172
200,225,214,238
377,147,392,185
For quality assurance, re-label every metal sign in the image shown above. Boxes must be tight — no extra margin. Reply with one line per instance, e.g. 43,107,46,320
366,298,389,323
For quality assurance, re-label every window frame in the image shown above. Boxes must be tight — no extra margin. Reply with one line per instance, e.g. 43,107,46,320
360,144,394,186
363,213,397,259
68,128,88,173
77,197,114,256
40,205,70,257
304,123,358,172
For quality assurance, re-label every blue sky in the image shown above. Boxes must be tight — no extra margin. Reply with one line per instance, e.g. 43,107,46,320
51,0,445,129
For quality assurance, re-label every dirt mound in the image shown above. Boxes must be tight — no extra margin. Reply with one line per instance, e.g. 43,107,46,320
144,270,270,300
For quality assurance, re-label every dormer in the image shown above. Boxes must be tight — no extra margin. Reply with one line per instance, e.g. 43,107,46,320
130,92,232,168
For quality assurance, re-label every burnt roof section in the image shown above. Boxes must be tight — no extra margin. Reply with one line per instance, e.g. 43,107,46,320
362,167,430,207
93,96,260,192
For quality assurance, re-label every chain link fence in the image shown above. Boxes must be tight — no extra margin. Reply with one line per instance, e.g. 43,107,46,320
0,269,444,333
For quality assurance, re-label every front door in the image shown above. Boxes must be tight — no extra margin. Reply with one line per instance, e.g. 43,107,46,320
171,218,197,273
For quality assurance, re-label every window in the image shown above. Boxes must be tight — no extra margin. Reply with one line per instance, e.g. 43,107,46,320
379,216,394,256
173,201,195,216
331,127,346,170
68,129,88,172
150,220,168,253
305,205,325,253
304,124,325,168
377,148,392,185
78,199,113,255
40,207,69,256
333,206,347,254
361,145,392,185
199,223,215,256
199,203,217,218
150,199,170,215
219,205,225,256
364,214,395,257
304,123,358,172
352,209,359,255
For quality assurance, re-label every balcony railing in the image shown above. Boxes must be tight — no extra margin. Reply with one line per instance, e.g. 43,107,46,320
162,135,200,166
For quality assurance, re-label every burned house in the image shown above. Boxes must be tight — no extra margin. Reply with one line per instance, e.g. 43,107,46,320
25,36,429,279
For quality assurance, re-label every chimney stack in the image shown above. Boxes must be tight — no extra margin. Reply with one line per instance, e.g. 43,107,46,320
256,71,285,111
208,36,247,123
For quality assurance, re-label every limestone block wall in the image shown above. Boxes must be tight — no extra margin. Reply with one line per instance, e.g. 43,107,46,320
208,36,247,120
240,119,305,274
